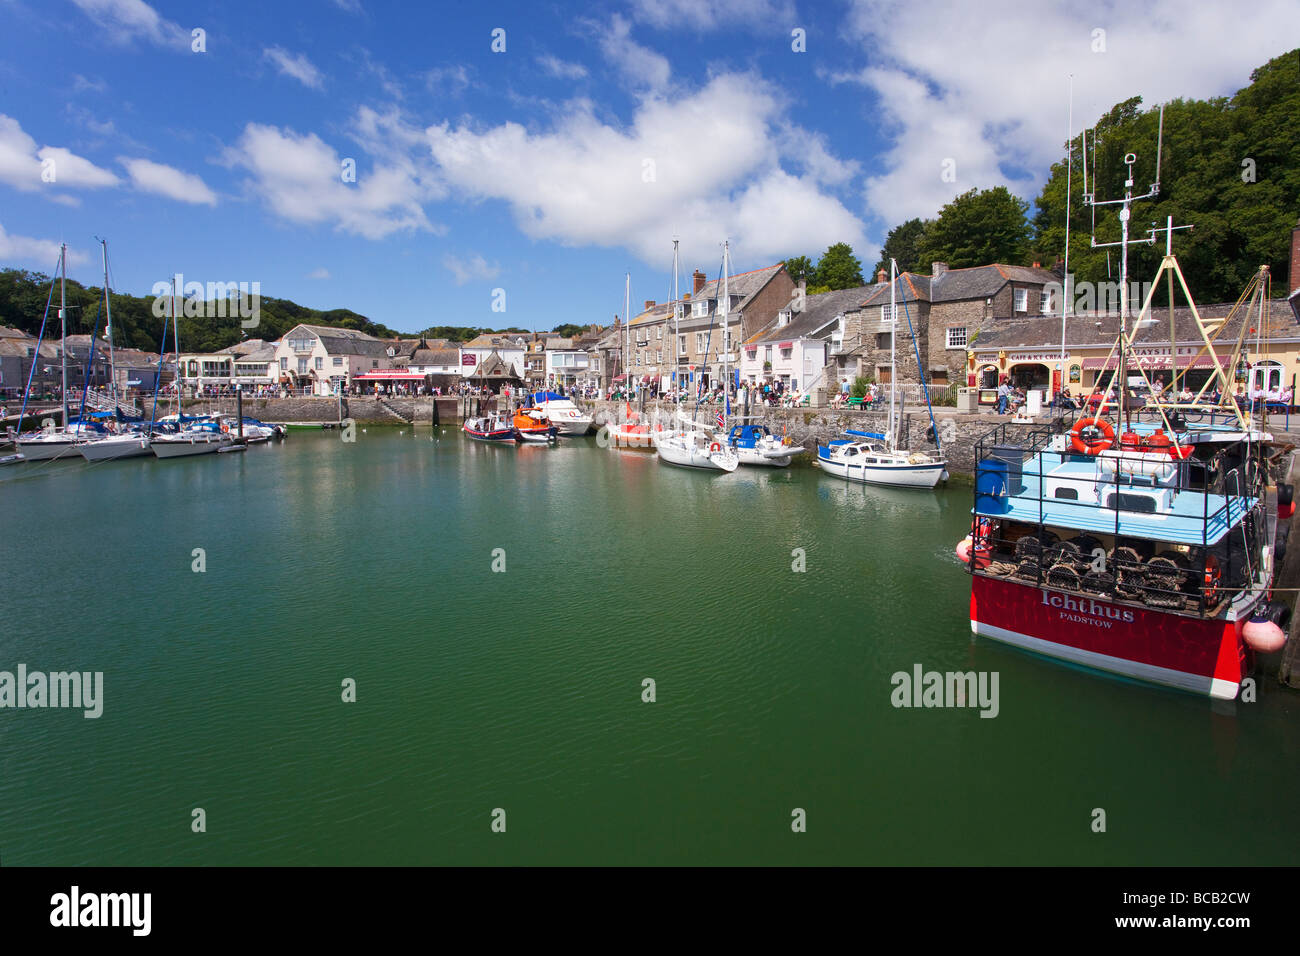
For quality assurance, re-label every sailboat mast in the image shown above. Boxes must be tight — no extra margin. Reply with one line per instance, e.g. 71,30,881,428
171,276,179,419
60,244,68,429
101,239,118,409
672,239,679,394
721,240,729,427
889,259,897,449
623,271,630,398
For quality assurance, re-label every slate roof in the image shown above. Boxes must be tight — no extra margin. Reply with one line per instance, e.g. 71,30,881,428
744,286,877,345
289,324,391,357
463,333,528,349
969,300,1295,350
411,347,460,366
927,263,1057,302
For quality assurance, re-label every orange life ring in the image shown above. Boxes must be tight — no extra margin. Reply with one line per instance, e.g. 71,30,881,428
709,442,721,453
1070,416,1115,455
220,423,230,434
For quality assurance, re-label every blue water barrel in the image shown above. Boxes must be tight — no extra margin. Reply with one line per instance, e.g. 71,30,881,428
975,459,1009,513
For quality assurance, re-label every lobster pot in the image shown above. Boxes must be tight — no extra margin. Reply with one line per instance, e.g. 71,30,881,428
990,444,1028,494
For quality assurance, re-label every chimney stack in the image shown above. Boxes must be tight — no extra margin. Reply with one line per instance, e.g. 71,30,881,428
644,300,655,310
876,268,887,285
932,262,948,278
693,269,706,295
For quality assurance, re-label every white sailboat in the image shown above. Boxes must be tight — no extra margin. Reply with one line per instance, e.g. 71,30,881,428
653,240,739,472
817,259,947,488
16,244,90,461
152,276,230,459
80,240,153,461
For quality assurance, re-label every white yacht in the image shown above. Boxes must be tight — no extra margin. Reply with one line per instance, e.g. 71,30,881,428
529,391,593,436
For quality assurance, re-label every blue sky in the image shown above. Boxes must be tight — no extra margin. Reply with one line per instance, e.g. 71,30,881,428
0,0,1295,334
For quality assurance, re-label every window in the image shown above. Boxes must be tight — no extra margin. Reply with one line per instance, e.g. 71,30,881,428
678,335,687,356
696,332,707,353
725,331,734,351
657,326,663,340
333,357,343,367
1014,288,1028,312
780,347,792,360
1040,290,1053,314
314,357,323,370
881,304,896,324
764,346,773,364
657,349,663,363
297,358,308,374
372,360,378,368
876,332,892,350
693,300,707,318
946,327,967,349
674,304,684,319
288,335,316,352
778,310,791,327
279,357,287,371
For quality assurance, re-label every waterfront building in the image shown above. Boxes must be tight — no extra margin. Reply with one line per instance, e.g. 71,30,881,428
739,287,857,396
624,262,795,392
543,336,591,390
271,324,394,395
458,333,527,382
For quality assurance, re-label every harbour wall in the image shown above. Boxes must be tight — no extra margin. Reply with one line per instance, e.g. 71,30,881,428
163,395,1038,476
578,400,1039,477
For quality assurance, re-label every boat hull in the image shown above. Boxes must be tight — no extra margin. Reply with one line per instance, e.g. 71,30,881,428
79,436,152,461
736,445,792,467
818,449,946,487
14,439,81,461
653,434,738,472
150,436,228,458
969,573,1249,699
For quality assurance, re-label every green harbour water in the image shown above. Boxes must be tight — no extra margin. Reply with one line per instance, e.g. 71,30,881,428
1,428,1298,865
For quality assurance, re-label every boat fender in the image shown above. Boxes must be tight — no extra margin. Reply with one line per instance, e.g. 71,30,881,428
1203,555,1221,604
1243,603,1288,653
955,537,972,563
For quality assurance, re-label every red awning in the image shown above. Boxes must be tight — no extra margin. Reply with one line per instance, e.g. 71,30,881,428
612,374,627,381
778,341,794,349
1081,356,1218,370
353,370,427,380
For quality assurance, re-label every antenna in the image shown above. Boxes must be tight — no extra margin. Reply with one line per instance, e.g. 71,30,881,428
1151,104,1164,193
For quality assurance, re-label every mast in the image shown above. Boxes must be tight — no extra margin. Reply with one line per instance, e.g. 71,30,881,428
721,240,730,430
889,259,897,450
623,271,630,400
1060,76,1073,398
672,238,680,397
100,239,118,410
60,243,68,429
172,275,180,420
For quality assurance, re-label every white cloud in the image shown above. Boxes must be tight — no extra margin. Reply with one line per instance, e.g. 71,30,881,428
538,55,588,80
264,46,325,90
72,74,107,94
121,157,217,205
443,254,501,285
0,114,119,194
423,65,471,97
590,14,670,91
630,0,797,31
68,0,188,48
307,267,331,279
425,72,867,265
225,122,444,240
0,224,89,267
839,0,1300,228
332,0,363,12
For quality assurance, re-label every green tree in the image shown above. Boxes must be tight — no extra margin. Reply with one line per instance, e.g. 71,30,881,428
814,242,864,290
551,323,585,337
917,187,1032,269
872,218,932,276
783,255,817,286
1031,49,1300,306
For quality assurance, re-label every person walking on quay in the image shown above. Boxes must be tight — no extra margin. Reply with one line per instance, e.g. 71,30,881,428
996,377,1011,415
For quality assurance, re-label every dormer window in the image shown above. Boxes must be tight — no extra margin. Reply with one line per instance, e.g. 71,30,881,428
692,300,707,318
674,304,684,319
778,310,791,327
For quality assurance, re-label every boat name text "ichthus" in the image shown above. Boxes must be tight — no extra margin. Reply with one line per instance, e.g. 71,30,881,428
0,666,103,718
1040,590,1137,624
